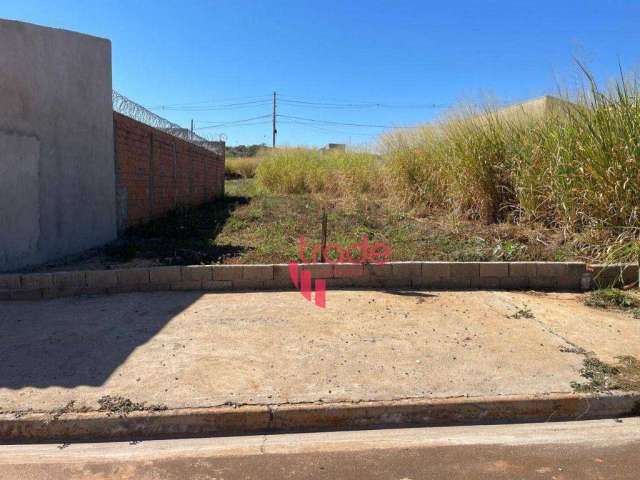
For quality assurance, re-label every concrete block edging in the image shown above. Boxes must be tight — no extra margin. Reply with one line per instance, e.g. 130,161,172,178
0,261,624,301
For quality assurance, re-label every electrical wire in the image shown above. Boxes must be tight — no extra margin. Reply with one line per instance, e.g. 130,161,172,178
152,100,273,112
278,120,377,136
276,114,395,128
196,114,271,126
147,95,272,110
143,93,445,138
195,116,272,130
278,95,449,109
197,121,272,130
149,94,449,112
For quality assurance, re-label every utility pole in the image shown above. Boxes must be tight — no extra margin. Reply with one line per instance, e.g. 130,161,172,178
190,119,194,140
272,91,277,148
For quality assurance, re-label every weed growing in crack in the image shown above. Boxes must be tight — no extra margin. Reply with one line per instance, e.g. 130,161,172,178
509,304,534,319
559,345,587,355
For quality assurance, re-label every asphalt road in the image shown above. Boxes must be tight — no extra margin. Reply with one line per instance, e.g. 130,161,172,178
1,418,639,479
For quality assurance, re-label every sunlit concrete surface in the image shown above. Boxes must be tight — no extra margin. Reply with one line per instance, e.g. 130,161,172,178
1,289,638,414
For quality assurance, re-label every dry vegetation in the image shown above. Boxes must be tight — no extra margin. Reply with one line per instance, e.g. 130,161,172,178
225,156,263,179
571,356,640,393
39,68,640,270
250,68,640,263
255,147,383,198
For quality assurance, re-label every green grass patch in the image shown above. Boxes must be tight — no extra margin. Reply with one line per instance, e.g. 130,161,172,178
584,288,639,310
187,180,597,264
118,180,585,265
43,178,586,271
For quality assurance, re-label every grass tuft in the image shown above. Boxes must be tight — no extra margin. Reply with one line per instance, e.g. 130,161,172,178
571,356,640,393
508,304,535,319
584,288,638,310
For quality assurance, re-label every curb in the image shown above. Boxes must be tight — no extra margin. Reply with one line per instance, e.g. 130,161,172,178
0,261,609,301
1,393,639,443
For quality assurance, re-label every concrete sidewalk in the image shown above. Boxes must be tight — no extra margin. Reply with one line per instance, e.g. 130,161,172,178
1,289,639,414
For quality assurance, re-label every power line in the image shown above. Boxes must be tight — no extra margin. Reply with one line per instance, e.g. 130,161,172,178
278,95,449,109
194,113,412,133
147,95,272,110
196,120,272,130
148,95,449,112
279,120,377,136
145,92,444,140
150,99,273,112
278,100,385,111
195,114,271,130
276,114,396,129
196,114,272,125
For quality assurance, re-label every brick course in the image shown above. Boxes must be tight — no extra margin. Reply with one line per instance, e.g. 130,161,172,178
113,112,225,229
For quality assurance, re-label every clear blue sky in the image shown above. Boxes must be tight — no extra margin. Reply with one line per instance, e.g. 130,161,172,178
4,1,640,146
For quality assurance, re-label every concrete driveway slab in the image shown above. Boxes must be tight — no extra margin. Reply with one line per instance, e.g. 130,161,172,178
0,290,638,414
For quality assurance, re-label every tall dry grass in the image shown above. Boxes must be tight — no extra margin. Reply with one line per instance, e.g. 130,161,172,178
251,69,640,261
225,156,263,178
254,147,383,198
382,70,640,233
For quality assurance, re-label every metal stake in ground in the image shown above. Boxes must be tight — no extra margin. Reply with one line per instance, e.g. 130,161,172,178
320,208,328,263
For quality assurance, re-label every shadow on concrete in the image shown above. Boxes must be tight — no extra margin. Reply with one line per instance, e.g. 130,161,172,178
383,290,439,298
105,194,250,265
0,291,203,389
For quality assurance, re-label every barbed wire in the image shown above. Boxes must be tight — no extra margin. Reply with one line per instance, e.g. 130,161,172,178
112,90,224,154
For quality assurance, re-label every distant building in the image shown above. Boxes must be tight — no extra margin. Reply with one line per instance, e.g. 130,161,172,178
321,143,346,152
493,95,576,120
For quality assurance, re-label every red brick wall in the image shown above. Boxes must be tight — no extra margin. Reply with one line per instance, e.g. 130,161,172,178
113,112,225,230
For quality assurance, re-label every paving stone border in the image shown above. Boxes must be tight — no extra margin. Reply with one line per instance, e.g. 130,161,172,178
0,261,631,301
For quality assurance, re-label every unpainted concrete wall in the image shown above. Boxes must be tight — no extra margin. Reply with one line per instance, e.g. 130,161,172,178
0,20,117,271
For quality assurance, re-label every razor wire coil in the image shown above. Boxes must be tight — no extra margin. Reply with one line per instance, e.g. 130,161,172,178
113,90,224,154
